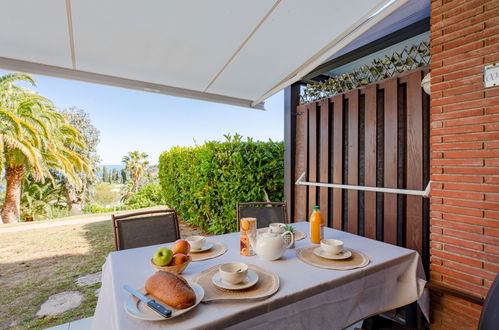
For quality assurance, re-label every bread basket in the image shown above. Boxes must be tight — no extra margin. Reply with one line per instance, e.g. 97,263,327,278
150,256,191,275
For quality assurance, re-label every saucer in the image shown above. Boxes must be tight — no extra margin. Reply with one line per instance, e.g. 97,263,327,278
313,247,352,260
212,269,259,290
190,242,214,253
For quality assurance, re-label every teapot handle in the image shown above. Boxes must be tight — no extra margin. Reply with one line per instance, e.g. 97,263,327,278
281,231,295,249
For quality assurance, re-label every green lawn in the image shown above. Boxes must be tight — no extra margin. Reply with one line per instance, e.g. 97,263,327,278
0,220,114,329
0,217,204,329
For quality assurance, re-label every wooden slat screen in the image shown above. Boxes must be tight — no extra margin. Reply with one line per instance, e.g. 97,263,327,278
293,67,430,258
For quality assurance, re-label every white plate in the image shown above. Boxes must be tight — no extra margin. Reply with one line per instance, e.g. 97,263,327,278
190,242,214,253
313,247,352,260
212,269,259,290
124,283,204,321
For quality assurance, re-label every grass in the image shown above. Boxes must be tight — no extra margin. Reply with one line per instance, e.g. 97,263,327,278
0,216,204,329
0,220,114,329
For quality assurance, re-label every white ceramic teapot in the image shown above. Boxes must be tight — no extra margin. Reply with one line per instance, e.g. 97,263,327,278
249,231,294,261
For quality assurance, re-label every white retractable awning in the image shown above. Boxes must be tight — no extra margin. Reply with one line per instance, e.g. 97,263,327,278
0,0,412,109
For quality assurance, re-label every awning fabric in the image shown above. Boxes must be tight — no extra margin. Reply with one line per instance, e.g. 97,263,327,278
0,0,417,109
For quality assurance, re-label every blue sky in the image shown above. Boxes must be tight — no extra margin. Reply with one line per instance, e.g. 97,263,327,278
1,70,284,165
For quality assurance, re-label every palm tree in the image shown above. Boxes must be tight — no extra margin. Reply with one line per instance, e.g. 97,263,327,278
122,151,149,193
0,73,90,223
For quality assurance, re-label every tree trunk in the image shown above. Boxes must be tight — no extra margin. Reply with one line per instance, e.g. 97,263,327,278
66,184,85,215
133,177,139,193
1,165,24,224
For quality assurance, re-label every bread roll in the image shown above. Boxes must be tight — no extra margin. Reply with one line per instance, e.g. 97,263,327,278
145,271,196,309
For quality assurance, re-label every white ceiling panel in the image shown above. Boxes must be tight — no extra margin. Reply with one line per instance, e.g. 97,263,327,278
0,0,72,68
207,0,387,100
71,0,277,91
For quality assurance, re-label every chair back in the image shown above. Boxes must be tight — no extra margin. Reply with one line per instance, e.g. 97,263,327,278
479,273,499,329
112,209,180,250
237,202,287,230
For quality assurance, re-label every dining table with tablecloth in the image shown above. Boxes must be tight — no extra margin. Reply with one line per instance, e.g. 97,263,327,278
91,222,428,330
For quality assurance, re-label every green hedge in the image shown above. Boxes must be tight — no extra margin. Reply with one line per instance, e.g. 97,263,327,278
158,135,284,234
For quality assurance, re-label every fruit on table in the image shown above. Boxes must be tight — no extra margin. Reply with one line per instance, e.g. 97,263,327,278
172,239,191,255
153,247,173,266
171,253,189,265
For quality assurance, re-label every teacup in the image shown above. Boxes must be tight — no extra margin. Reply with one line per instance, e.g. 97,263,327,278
186,235,206,250
219,262,248,284
320,239,344,255
269,223,286,234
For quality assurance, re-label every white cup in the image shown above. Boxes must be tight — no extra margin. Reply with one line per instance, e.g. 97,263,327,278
186,235,206,250
320,239,344,255
269,223,286,234
219,262,248,284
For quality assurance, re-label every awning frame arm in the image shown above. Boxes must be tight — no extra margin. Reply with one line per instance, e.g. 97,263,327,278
295,172,432,198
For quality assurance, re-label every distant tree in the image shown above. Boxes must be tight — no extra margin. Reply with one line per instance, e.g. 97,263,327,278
60,107,100,213
111,168,119,183
102,166,109,183
120,169,127,184
122,151,149,193
0,73,90,223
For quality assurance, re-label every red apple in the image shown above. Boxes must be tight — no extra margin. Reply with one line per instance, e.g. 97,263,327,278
171,253,189,265
172,239,190,255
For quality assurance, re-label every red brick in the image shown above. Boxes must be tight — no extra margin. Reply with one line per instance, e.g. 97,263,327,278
444,150,499,158
444,183,498,193
431,125,484,136
485,123,499,131
433,91,484,107
485,159,499,166
485,194,499,202
484,245,499,254
431,248,483,268
432,204,483,217
432,159,483,166
432,232,484,250
431,108,483,121
445,244,499,264
484,262,499,272
443,260,497,281
433,142,483,150
485,141,499,148
445,228,499,246
432,189,484,200
485,227,499,237
431,264,483,285
485,210,499,220
444,114,499,127
485,176,499,184
431,174,483,183
443,132,499,142
444,276,489,296
443,213,486,226
444,198,499,211
444,167,499,175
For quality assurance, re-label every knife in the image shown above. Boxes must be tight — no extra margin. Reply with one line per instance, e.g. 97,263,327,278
123,285,172,318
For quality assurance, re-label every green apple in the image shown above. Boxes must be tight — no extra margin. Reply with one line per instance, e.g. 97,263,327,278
153,247,173,266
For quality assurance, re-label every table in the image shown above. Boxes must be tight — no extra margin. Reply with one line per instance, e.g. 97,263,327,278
91,222,427,330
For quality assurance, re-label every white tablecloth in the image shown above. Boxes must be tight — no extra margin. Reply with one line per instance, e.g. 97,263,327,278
92,222,427,330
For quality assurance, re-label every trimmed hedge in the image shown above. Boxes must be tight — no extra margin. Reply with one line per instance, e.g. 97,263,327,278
158,135,284,234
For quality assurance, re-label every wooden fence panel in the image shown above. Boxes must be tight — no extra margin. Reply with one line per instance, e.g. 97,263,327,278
382,78,398,245
364,85,377,240
346,90,359,235
403,71,423,256
319,99,330,227
294,105,308,222
308,103,318,218
332,95,344,230
293,67,429,260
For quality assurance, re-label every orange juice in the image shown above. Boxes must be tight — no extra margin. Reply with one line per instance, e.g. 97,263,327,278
309,206,323,244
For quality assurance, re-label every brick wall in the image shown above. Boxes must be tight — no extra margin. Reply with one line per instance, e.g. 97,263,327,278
429,0,499,328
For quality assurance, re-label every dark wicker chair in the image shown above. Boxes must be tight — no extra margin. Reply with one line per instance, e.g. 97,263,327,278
112,209,180,251
479,273,499,330
236,202,288,230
